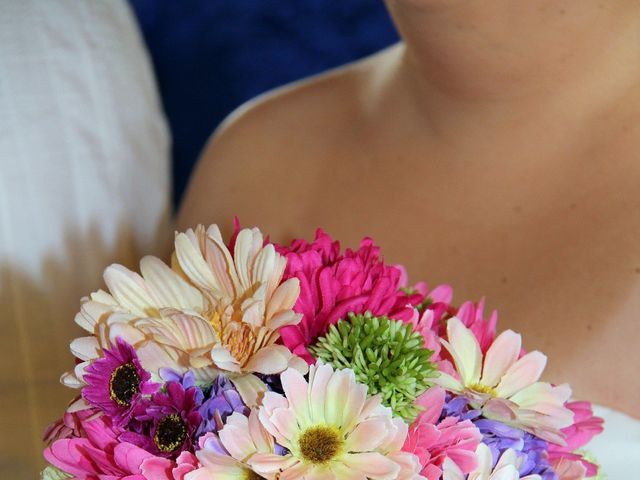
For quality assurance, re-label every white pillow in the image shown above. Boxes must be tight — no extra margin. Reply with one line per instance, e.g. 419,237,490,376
0,1,170,477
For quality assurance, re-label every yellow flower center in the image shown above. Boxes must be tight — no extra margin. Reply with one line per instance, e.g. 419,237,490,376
469,383,498,397
209,310,258,367
298,426,343,464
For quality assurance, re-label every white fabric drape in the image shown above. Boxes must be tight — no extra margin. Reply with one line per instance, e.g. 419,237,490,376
0,1,170,477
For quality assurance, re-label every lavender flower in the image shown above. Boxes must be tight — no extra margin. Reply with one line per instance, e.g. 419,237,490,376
159,368,199,389
440,393,481,421
476,418,557,479
159,369,204,403
197,375,248,436
441,393,558,480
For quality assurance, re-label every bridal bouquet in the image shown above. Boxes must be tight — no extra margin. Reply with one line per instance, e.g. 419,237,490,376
42,224,605,480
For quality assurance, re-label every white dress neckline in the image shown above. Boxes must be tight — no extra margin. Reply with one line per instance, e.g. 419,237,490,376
588,405,640,479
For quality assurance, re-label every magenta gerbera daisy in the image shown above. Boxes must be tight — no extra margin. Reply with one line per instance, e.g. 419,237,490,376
82,337,158,427
123,381,203,458
276,229,423,363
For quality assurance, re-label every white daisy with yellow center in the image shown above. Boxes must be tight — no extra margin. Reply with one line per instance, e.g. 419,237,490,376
434,318,573,445
248,363,425,480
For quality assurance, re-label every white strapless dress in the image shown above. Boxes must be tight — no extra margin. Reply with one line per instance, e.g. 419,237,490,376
589,406,640,479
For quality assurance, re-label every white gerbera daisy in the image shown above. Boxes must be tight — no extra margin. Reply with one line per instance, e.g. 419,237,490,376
249,363,425,480
434,318,573,444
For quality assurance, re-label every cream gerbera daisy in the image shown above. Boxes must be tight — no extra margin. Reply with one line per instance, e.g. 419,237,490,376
248,363,425,480
63,224,305,404
434,318,573,445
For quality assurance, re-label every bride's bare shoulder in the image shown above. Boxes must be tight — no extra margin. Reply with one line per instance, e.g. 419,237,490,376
178,48,391,237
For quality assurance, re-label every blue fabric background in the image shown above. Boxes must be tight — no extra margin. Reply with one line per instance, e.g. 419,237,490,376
128,1,398,207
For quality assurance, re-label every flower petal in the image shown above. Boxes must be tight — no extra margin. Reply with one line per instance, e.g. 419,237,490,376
442,318,482,386
103,265,156,316
230,373,268,407
496,351,547,398
249,453,299,475
219,413,258,461
480,330,521,388
140,256,205,311
244,345,291,375
266,279,301,322
69,336,100,361
345,417,390,452
233,228,261,291
340,452,400,480
432,372,464,394
442,457,466,480
280,367,312,428
174,232,220,294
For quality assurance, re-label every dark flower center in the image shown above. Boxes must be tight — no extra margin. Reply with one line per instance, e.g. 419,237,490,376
298,425,343,464
109,362,140,406
246,471,265,480
154,414,187,453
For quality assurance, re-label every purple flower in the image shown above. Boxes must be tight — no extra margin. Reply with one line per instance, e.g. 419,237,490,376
440,393,481,422
159,368,196,388
475,419,558,480
81,337,157,427
196,374,291,455
197,375,248,436
159,369,204,403
121,381,202,458
157,369,249,438
440,394,558,480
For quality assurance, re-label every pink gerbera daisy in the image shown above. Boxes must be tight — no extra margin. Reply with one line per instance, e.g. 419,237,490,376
82,337,158,427
548,401,604,477
44,406,197,480
403,387,482,480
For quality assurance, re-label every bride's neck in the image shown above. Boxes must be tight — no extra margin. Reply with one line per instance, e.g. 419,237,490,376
385,1,640,139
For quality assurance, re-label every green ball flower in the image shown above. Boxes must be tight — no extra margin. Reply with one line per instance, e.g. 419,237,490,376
309,311,438,422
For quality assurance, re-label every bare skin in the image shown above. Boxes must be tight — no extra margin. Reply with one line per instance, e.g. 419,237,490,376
179,0,640,416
